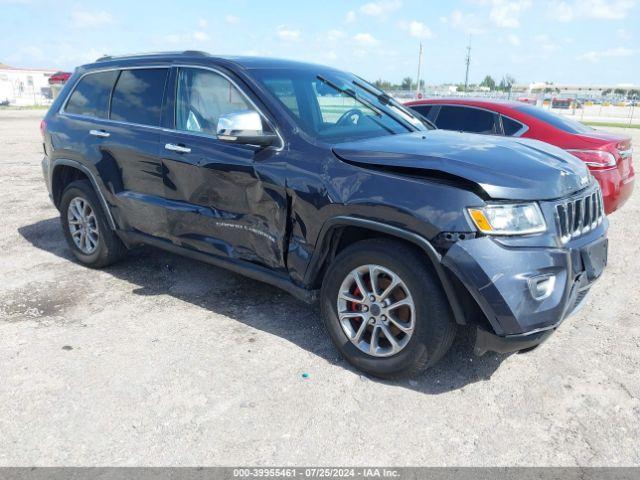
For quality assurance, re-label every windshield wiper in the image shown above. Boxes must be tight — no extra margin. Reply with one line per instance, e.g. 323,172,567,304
352,79,434,130
316,75,384,117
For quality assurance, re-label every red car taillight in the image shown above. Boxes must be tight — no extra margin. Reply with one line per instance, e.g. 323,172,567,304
567,149,617,169
40,119,47,139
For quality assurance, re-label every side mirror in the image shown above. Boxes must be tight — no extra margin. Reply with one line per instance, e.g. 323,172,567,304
217,110,278,147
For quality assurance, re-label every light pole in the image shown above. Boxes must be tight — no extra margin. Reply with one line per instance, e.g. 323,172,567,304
415,42,423,99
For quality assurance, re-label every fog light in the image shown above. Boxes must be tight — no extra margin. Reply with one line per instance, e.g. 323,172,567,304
528,275,556,301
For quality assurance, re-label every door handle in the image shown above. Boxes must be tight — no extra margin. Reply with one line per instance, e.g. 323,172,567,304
89,129,110,138
164,143,191,154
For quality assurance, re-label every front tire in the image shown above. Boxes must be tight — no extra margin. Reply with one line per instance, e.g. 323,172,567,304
320,239,456,379
60,180,127,268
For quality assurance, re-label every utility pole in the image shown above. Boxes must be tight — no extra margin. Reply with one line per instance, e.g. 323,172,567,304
415,42,423,99
464,38,471,93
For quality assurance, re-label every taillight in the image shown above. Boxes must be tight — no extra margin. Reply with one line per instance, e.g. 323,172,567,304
567,149,617,168
40,119,47,139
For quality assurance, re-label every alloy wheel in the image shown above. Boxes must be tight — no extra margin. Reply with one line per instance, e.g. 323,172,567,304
67,197,99,255
337,264,416,357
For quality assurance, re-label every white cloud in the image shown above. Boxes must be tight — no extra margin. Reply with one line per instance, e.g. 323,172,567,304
193,31,209,42
398,20,433,39
547,0,635,21
353,32,379,46
506,33,521,45
360,1,402,17
326,29,346,41
225,14,239,24
534,34,559,52
345,10,356,23
617,28,632,39
579,47,637,62
198,19,208,28
71,10,114,28
450,10,486,34
276,25,301,41
489,0,532,27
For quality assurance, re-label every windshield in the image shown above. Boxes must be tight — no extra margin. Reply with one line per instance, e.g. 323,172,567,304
515,104,594,134
253,68,427,143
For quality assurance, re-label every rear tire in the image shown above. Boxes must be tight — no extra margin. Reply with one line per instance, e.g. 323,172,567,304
60,180,127,268
320,238,456,379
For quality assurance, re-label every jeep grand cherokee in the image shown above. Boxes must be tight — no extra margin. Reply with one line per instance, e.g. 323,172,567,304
40,52,608,378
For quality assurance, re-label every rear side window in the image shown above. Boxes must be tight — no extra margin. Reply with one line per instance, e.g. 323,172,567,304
435,106,498,134
65,71,118,118
501,116,525,136
110,69,168,126
410,105,433,119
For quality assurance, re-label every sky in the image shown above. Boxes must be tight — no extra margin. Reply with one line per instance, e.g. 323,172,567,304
1,0,638,86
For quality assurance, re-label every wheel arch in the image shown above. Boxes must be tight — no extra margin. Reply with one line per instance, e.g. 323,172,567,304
304,216,467,325
51,159,116,230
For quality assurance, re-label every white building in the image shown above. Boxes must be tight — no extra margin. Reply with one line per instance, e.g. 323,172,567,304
0,63,58,106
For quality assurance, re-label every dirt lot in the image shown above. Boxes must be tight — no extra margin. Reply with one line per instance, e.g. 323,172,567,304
1,109,639,466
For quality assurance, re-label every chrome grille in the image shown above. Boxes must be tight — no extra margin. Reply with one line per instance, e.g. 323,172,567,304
556,188,604,243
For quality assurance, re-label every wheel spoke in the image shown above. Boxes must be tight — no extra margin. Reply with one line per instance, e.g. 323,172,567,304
369,265,380,296
339,311,365,320
369,325,380,354
339,291,365,304
379,278,400,301
351,270,369,297
353,319,369,343
386,297,413,311
380,324,400,353
388,314,413,333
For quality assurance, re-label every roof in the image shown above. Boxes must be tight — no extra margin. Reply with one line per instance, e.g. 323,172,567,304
406,97,525,109
89,50,335,71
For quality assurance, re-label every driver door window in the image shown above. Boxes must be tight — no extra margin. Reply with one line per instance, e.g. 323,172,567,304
175,68,256,136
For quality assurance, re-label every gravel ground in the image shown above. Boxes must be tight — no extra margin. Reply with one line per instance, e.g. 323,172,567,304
0,109,639,466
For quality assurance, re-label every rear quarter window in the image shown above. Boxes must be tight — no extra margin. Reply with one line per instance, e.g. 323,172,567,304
501,115,525,136
110,69,168,126
64,71,119,118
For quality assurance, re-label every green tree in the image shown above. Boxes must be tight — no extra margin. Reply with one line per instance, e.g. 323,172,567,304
480,75,496,90
498,75,516,92
401,77,413,90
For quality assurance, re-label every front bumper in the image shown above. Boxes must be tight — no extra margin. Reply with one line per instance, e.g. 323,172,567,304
442,221,607,354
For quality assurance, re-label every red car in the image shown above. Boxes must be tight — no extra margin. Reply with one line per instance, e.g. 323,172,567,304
406,98,634,213
48,71,71,85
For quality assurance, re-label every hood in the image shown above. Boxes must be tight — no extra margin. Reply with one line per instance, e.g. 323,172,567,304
332,130,591,201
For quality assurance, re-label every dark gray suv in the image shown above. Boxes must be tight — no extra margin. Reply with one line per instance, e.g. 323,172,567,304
40,51,608,378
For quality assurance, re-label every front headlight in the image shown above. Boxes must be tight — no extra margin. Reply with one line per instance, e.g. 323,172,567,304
467,203,546,235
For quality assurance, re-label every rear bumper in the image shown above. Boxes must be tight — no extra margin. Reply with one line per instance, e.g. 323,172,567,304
593,168,634,214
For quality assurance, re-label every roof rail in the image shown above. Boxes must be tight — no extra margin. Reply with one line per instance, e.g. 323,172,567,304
95,50,210,63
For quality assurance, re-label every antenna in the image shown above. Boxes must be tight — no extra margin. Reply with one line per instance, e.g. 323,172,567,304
415,42,423,99
464,37,471,93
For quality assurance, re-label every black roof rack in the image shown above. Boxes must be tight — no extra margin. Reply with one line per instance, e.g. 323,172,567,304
95,50,210,62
